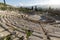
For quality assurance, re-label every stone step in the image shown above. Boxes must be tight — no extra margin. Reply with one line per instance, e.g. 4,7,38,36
0,27,4,32
50,37,60,40
32,32,44,38
0,22,13,33
1,16,6,23
6,23,25,33
0,31,10,37
29,36,44,40
44,26,60,33
3,15,10,23
7,16,16,25
6,22,45,39
48,33,60,38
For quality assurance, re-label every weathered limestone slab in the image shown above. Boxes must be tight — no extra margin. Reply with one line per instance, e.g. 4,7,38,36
0,31,10,37
50,37,60,40
29,36,43,40
0,27,4,32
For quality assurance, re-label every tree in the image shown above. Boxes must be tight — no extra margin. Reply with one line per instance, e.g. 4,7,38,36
3,0,6,10
35,6,37,11
31,6,33,10
3,0,6,6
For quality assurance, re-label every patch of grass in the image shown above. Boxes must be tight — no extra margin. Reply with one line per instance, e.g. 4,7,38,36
25,29,33,40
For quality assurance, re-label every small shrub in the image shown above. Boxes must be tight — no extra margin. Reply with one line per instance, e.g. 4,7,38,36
0,34,12,40
26,29,33,40
4,35,12,40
